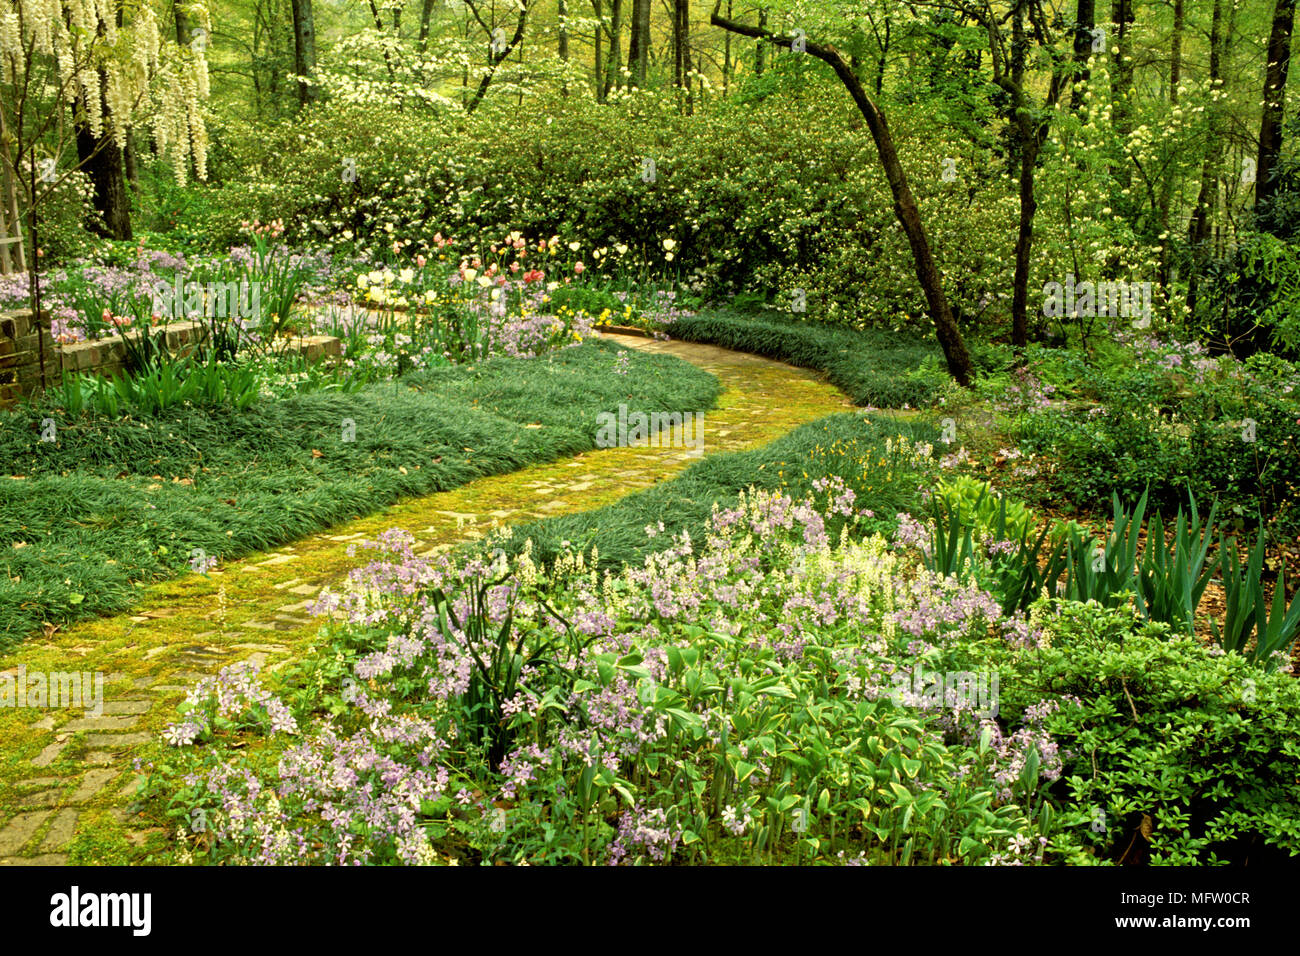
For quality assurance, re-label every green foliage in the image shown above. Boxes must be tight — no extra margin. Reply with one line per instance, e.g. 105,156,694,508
993,603,1300,865
488,412,938,574
934,476,1033,544
1214,529,1300,668
52,355,260,417
186,91,1015,329
1017,353,1300,531
670,309,991,407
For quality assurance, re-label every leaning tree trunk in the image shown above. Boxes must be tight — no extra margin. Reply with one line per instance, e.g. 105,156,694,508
1256,0,1296,213
466,0,529,112
712,12,974,385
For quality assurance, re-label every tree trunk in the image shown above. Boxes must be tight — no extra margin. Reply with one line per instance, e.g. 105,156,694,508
466,1,529,112
559,0,570,62
755,7,766,76
674,0,692,113
291,0,318,108
419,0,435,51
1170,0,1183,103
1111,0,1134,187
605,0,623,97
1158,0,1184,287
712,13,974,385
75,76,132,241
1069,0,1094,112
593,0,604,101
1187,0,1224,317
124,136,140,197
1256,0,1296,212
628,0,649,86
1012,136,1042,349
174,0,192,44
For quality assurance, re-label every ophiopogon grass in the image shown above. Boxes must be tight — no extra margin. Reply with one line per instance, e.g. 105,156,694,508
0,340,719,646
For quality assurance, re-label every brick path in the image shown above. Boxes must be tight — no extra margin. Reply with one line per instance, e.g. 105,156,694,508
0,335,852,864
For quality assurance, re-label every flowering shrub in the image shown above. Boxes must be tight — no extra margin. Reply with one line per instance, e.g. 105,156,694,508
147,478,1091,866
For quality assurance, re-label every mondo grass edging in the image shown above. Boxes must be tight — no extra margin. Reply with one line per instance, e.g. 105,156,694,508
0,339,720,646
482,410,940,573
669,309,997,409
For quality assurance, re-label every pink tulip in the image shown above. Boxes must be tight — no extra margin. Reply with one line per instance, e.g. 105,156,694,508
574,261,585,274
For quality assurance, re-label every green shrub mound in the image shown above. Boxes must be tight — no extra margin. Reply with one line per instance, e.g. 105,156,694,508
969,602,1300,865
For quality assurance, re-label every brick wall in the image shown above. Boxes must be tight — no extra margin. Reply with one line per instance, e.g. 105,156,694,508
0,310,341,406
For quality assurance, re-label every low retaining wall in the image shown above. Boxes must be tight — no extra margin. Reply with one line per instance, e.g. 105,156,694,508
0,310,340,405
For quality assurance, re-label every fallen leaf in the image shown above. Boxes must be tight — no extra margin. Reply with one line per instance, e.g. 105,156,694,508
312,448,323,458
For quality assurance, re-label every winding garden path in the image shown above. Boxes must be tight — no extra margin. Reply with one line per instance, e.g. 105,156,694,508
0,334,854,864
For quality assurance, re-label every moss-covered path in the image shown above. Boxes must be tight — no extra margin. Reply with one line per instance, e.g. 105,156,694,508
0,334,852,864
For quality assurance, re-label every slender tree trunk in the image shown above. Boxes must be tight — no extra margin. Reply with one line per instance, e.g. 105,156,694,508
605,0,623,97
593,0,605,101
1187,0,1224,317
291,0,318,107
1170,0,1183,103
1256,0,1296,212
1158,0,1184,287
1111,0,1134,187
675,0,692,113
755,7,766,75
174,0,192,44
466,1,529,112
419,0,435,51
559,0,570,62
722,0,732,94
1070,0,1095,113
712,13,974,384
